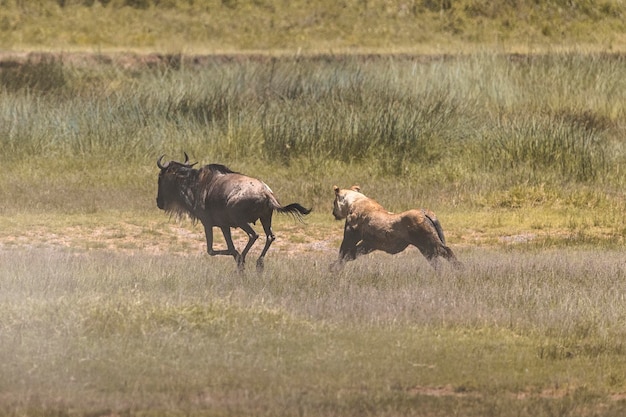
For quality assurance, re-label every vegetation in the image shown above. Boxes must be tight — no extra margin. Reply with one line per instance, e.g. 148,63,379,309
0,0,625,53
2,248,626,416
1,1,626,416
1,50,625,417
0,53,624,232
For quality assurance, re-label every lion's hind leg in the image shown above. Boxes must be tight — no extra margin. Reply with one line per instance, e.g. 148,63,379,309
414,245,441,271
439,244,464,270
420,211,463,270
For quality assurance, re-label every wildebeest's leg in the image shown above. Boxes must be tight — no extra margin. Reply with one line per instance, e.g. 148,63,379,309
255,216,276,273
219,226,242,261
204,225,237,256
330,225,360,272
221,226,246,270
238,223,259,271
205,224,242,269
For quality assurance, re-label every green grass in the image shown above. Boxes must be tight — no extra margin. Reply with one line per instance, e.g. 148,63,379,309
0,53,625,217
2,248,626,416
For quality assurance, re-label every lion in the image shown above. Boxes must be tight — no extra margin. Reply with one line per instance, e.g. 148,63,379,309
331,185,462,271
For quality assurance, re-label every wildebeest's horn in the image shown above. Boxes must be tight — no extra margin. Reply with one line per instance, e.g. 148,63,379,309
183,152,190,165
157,155,169,169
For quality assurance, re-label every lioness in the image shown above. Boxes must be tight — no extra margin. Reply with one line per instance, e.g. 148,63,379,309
331,185,462,271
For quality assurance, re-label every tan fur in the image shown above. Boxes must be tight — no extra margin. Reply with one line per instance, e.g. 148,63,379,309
331,185,462,271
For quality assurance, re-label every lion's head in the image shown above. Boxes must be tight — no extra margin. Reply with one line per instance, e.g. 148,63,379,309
332,185,362,220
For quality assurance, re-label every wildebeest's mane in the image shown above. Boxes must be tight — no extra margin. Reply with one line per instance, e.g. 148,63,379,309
160,165,202,224
205,163,238,174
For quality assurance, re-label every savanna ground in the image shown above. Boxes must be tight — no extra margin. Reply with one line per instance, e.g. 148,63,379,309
2,1,626,416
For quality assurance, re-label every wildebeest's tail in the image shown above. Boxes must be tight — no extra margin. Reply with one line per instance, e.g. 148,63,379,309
424,211,446,245
276,203,312,222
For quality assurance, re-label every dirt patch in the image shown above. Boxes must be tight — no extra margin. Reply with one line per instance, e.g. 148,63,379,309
408,385,478,398
0,50,469,71
0,220,340,258
408,384,626,403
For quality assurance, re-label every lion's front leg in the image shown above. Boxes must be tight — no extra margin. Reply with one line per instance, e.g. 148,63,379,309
355,240,375,256
339,224,361,261
330,224,360,272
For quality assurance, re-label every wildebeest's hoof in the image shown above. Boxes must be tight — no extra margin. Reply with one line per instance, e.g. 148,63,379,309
236,258,246,273
256,258,265,273
329,260,345,273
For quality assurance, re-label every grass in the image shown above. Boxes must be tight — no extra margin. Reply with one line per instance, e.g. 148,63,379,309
0,53,625,214
2,248,626,416
1,5,626,414
1,0,626,53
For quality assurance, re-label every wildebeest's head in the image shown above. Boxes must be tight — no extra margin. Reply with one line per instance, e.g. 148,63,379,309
156,153,197,215
332,185,362,220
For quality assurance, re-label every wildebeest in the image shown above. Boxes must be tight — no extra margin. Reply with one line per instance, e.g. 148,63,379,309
156,153,311,272
331,185,462,271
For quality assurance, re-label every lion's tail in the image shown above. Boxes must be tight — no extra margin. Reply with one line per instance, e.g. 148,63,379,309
424,211,447,246
424,210,464,270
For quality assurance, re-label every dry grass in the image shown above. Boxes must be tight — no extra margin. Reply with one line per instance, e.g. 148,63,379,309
2,0,626,54
2,244,626,416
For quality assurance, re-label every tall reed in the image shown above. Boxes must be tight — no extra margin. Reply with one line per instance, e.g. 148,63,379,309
0,53,624,210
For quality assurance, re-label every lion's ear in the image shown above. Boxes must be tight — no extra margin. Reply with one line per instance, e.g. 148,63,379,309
350,185,361,193
333,185,340,194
